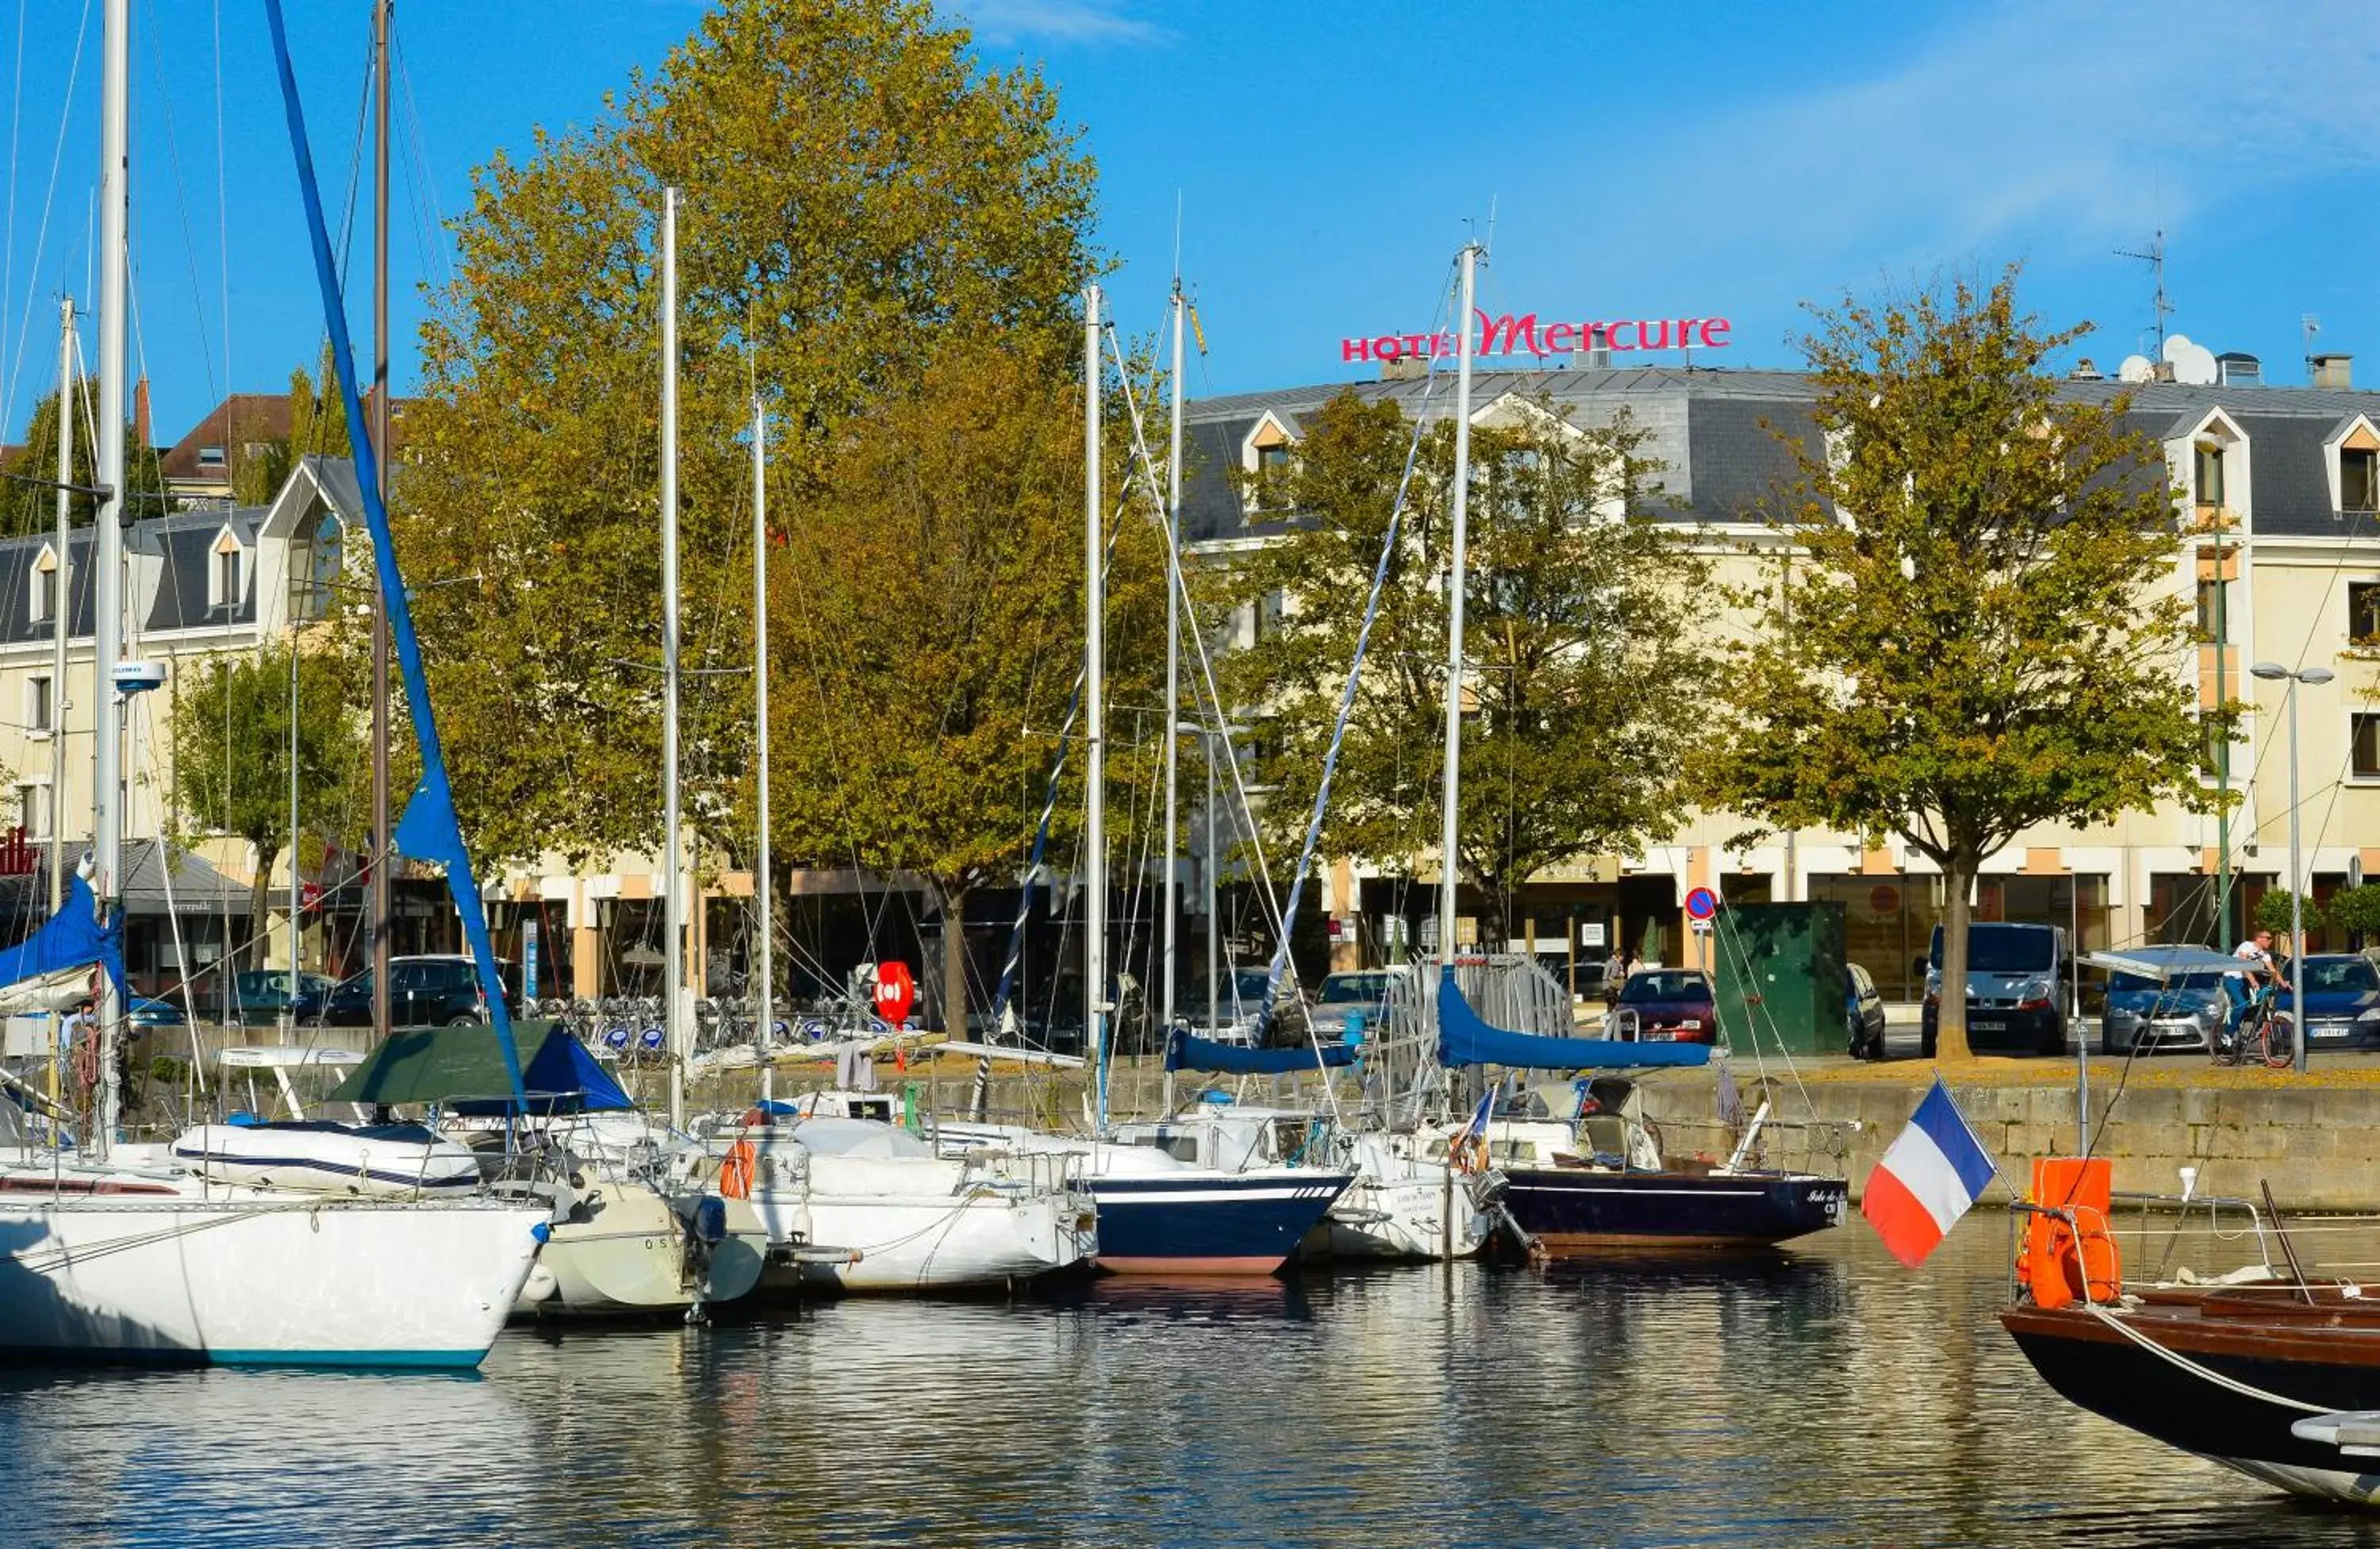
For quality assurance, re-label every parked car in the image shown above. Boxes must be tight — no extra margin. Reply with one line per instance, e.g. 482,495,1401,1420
1180,967,1303,1048
125,994,185,1034
1306,968,1406,1044
2276,955,2380,1051
323,955,522,1028
1845,963,1888,1059
2101,957,2230,1055
229,969,335,1023
1610,968,1718,1044
1921,922,2071,1057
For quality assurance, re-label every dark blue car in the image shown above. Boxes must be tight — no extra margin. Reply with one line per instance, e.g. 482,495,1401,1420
2276,955,2380,1050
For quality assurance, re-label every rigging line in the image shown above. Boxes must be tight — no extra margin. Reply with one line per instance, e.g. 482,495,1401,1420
133,0,222,408
213,0,228,460
0,0,22,443
0,0,94,452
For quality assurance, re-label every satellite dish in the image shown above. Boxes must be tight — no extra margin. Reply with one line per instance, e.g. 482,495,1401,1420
2117,355,2155,384
2163,332,2218,386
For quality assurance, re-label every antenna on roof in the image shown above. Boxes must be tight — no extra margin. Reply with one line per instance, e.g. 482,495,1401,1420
2114,231,2173,357
2304,314,2322,385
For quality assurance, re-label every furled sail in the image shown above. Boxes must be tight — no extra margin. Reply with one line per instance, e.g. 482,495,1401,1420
1164,1027,1357,1076
1436,966,1710,1070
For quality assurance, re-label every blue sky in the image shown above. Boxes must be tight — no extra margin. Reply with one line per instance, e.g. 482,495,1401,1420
2,0,2377,445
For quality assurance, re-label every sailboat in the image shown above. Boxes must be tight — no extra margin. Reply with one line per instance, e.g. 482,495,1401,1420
0,0,550,1367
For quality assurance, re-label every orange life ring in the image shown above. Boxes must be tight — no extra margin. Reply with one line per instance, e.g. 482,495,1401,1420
2024,1205,2121,1310
720,1140,757,1201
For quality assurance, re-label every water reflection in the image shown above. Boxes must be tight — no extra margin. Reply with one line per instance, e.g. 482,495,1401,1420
8,1230,2380,1547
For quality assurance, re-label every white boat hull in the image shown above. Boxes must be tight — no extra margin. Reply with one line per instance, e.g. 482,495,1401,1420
171,1124,482,1200
752,1188,1095,1293
521,1182,767,1316
0,1176,545,1367
1312,1167,1492,1261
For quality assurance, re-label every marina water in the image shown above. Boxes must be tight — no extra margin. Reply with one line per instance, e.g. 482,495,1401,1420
7,1226,2378,1548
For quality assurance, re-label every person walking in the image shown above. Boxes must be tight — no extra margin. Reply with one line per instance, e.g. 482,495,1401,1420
1601,947,1626,1014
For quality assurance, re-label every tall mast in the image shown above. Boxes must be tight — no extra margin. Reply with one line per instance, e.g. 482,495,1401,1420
1434,244,1480,967
50,298,72,917
369,0,392,1044
661,185,685,1129
93,0,129,1152
752,394,774,1107
1161,283,1184,1055
1084,283,1106,1131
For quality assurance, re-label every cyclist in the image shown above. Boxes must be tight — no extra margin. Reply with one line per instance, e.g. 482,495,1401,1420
2217,930,2277,1058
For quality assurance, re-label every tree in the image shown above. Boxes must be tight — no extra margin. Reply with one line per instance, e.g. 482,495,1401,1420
1218,391,1711,949
169,645,359,967
229,348,353,506
2255,887,2323,948
393,0,1100,872
1705,270,2228,1059
0,386,170,529
2326,884,2380,950
769,340,1164,1031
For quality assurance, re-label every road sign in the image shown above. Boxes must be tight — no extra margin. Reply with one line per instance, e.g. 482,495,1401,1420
1683,886,1721,921
1690,918,1714,935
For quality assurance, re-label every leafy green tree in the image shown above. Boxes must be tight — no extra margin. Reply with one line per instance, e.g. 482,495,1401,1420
394,0,1100,872
1,386,170,529
230,348,353,506
2324,884,2380,949
169,644,359,967
1218,391,1711,948
769,340,1163,1028
1705,271,2228,1059
2255,887,2324,947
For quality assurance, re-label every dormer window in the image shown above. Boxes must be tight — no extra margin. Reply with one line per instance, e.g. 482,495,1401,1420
2345,448,2379,513
30,548,56,626
2194,441,2226,510
209,529,246,610
198,444,226,469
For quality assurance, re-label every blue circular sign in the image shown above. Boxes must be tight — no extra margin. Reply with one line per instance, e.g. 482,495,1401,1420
1684,886,1721,921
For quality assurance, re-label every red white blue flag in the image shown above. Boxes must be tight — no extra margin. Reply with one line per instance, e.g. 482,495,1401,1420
1861,1078,1998,1267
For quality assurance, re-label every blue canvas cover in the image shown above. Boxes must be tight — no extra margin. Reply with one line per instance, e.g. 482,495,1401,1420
1436,966,1711,1070
1164,1028,1358,1075
0,874,126,999
327,1024,631,1115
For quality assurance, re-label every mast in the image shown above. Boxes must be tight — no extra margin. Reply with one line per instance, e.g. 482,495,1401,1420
50,298,71,918
1084,283,1106,1131
661,185,685,1129
93,0,128,1152
369,0,392,1044
1434,244,1480,971
752,394,774,1107
1162,283,1183,1058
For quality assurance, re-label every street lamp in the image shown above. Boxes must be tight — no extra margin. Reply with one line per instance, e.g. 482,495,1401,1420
2250,660,2336,1074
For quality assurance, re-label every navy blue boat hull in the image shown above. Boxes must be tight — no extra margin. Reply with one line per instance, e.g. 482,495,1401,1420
1497,1168,1846,1253
1087,1173,1353,1275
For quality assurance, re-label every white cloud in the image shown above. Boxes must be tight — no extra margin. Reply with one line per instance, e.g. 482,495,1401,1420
959,0,1165,47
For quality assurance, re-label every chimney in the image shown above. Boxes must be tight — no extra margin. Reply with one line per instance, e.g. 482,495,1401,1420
2216,352,2262,386
2070,357,2103,382
2314,352,2355,390
1379,356,1428,382
132,375,150,448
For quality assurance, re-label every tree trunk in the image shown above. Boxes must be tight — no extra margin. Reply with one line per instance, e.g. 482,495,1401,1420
250,841,280,972
935,878,970,1037
1937,855,1975,1062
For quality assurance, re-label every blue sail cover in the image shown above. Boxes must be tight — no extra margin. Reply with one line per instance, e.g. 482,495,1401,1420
1437,966,1710,1070
450,1028,632,1117
0,874,125,999
1165,1028,1357,1075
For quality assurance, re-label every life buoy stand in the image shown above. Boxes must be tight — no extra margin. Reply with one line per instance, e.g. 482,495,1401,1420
2022,1156,2120,1309
720,1140,757,1201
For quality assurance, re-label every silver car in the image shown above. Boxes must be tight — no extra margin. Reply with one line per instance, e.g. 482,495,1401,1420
2101,967,2230,1055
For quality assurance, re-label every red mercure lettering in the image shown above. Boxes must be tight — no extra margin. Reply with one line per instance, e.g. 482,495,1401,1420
1372,334,1403,359
1401,332,1433,357
1637,319,1672,350
1675,319,1695,348
1476,310,1543,356
1699,317,1731,348
1434,332,1454,356
1342,337,1372,363
1606,319,1636,352
1541,321,1576,353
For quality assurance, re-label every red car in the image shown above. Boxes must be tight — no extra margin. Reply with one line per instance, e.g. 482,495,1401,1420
1612,969,1718,1044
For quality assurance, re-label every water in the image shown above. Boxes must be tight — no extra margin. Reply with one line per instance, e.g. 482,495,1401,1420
9,1226,2380,1549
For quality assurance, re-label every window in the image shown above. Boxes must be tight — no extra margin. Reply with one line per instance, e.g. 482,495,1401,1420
30,552,56,626
2352,583,2380,644
2347,449,2380,513
27,675,52,736
2355,713,2380,781
2195,576,2229,643
2199,718,2230,780
197,444,226,469
1250,441,1294,515
16,783,48,840
209,535,244,610
2194,442,2226,509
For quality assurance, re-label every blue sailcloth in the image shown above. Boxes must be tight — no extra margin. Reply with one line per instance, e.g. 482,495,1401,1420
264,1,525,1104
0,874,125,1000
1164,1027,1357,1076
1435,966,1710,1070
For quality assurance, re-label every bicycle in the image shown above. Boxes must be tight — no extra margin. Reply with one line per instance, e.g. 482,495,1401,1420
2212,982,2294,1070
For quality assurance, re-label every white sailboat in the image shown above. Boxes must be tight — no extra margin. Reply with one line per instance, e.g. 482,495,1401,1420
0,0,547,1366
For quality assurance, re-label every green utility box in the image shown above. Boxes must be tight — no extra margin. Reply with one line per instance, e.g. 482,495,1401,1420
1710,902,1848,1057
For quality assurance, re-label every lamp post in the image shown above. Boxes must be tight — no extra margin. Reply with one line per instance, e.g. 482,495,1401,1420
2250,660,2334,1074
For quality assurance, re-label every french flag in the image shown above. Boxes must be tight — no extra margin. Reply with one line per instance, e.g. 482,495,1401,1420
1862,1078,1998,1267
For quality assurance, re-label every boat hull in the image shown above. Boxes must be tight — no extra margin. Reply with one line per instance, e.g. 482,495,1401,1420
1088,1171,1353,1276
523,1185,767,1317
0,1187,545,1367
752,1190,1096,1293
2002,1301,2380,1489
1497,1168,1846,1254
1307,1167,1492,1261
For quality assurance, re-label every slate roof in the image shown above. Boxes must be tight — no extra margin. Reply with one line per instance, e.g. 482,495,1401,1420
1179,366,2380,542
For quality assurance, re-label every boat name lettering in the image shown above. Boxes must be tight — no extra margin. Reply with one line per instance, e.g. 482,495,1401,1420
1340,312,1733,363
